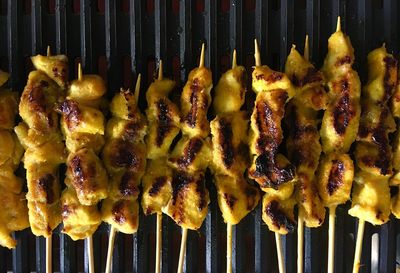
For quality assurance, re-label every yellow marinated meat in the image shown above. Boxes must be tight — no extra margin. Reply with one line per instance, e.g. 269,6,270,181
350,46,397,224
180,66,213,138
101,87,147,234
284,45,326,228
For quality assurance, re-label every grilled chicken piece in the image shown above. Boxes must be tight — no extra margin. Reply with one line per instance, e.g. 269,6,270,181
65,148,108,206
348,172,390,225
248,90,296,189
262,192,296,234
28,200,61,237
102,88,147,234
0,90,18,130
168,136,211,173
31,54,68,88
61,188,101,240
19,71,62,133
180,66,213,138
163,171,210,230
214,175,259,225
146,78,180,159
391,187,400,218
0,188,29,248
142,158,173,215
319,26,361,154
284,45,326,227
212,65,246,114
0,130,24,169
210,111,249,177
391,130,400,185
317,153,354,207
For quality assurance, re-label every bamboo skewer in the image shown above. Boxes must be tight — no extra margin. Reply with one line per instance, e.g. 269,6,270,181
46,45,52,273
224,50,238,273
296,35,309,273
46,235,52,273
254,38,285,273
104,73,142,273
176,43,205,273
77,63,96,273
352,220,365,273
155,61,163,273
327,206,336,273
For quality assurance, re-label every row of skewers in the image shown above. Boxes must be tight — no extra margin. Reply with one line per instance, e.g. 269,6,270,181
1,17,400,273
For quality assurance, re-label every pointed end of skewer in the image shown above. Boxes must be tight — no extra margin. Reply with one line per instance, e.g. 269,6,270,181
158,60,163,80
254,39,261,67
134,74,141,106
304,35,310,61
232,49,237,69
46,45,51,56
78,63,83,81
336,16,341,32
382,42,386,49
199,43,205,68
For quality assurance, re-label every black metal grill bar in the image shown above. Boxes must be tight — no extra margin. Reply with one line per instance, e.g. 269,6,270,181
2,1,400,272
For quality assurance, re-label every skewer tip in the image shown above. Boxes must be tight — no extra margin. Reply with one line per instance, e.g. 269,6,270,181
78,63,83,80
158,60,163,80
336,16,341,32
199,43,205,68
254,39,261,67
134,74,141,106
304,35,310,61
46,45,51,56
232,49,237,69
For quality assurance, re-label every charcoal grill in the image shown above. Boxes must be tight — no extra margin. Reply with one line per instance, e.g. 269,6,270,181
1,0,400,272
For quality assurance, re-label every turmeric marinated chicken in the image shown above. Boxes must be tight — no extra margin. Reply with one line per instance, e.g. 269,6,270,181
141,71,178,217
210,55,260,225
0,71,29,248
249,40,296,235
316,23,361,211
15,54,69,237
55,69,107,240
348,46,397,224
164,51,212,230
284,45,326,228
102,86,147,234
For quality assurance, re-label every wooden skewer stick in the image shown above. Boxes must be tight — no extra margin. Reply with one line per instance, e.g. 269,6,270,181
45,45,53,273
327,206,336,273
336,16,341,32
153,61,163,273
225,51,237,273
87,235,95,273
104,74,142,273
254,39,261,67
275,233,285,273
105,227,117,273
297,35,310,273
352,220,365,273
46,235,52,273
227,223,233,273
177,228,188,273
156,213,163,273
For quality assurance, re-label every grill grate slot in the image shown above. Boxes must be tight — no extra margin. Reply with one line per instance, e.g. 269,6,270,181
1,0,400,272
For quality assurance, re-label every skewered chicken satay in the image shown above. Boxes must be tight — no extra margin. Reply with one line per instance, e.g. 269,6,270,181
284,42,326,230
249,40,296,237
350,45,397,273
56,66,107,240
102,79,147,234
315,18,361,273
139,62,179,273
0,71,29,249
15,53,68,238
210,51,260,225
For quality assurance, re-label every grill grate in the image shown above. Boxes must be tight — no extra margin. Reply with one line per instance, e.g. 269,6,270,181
1,0,400,272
